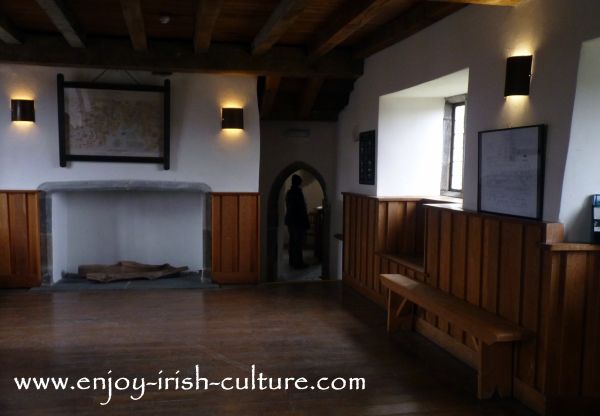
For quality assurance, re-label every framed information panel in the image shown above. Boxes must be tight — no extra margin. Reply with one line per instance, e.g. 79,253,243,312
593,194,600,244
478,125,546,220
359,130,376,185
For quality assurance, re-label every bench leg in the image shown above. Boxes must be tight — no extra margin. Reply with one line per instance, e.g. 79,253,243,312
386,290,414,333
477,342,513,399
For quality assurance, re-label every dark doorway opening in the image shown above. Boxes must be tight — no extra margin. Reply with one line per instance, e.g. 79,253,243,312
267,162,330,281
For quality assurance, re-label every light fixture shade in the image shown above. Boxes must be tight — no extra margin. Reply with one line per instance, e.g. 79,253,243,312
504,55,533,96
11,99,35,122
221,108,244,129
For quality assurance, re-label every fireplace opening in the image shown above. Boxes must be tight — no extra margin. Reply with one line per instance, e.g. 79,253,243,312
38,181,212,287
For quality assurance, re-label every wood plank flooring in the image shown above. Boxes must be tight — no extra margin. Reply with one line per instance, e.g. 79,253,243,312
0,282,535,415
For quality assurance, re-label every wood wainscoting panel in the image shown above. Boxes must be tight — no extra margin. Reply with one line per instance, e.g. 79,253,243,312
343,195,600,413
0,191,42,288
211,193,260,284
518,224,543,387
342,193,443,307
542,245,600,413
423,204,565,406
0,193,11,276
343,194,382,304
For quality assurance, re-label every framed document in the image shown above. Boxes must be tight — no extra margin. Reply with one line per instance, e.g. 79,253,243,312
478,125,546,220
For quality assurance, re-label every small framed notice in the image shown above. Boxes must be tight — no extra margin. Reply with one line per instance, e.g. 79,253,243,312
359,130,376,185
593,194,600,243
478,125,546,220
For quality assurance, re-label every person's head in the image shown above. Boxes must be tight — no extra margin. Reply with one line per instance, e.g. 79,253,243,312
291,174,302,187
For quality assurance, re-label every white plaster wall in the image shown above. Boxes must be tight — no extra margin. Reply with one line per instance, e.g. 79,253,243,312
560,37,600,242
259,121,338,279
0,64,260,192
336,0,600,240
260,122,337,195
51,191,204,277
338,0,600,224
377,97,444,197
303,180,325,210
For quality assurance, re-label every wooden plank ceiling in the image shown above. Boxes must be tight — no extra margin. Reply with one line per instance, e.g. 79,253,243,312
0,0,520,121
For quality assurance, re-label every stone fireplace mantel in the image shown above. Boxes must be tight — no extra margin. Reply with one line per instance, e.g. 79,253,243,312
38,180,212,194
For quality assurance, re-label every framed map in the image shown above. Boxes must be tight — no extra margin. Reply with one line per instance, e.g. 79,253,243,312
57,74,171,169
478,125,546,220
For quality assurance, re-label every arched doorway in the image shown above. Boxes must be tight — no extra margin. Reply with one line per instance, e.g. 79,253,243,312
267,162,330,281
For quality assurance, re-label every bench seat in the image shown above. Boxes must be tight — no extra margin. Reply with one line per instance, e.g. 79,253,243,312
380,273,529,399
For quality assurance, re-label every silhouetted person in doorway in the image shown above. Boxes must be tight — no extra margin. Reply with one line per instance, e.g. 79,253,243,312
285,174,310,269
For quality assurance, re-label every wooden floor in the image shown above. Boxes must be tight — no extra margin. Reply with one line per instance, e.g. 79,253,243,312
0,282,535,415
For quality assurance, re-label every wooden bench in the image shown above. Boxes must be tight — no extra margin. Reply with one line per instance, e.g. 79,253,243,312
380,273,529,399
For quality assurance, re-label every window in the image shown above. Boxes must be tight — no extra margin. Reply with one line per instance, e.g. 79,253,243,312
441,96,466,197
449,103,465,191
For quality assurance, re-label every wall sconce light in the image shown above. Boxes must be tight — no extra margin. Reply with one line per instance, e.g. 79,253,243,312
221,108,244,129
504,55,533,97
11,99,35,122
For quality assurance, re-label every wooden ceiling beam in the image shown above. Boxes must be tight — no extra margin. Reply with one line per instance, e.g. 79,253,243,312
194,0,223,53
0,35,363,78
252,0,310,55
299,77,324,119
260,76,282,118
353,2,466,58
120,0,147,51
310,0,394,59
427,0,521,6
0,16,22,44
34,0,85,48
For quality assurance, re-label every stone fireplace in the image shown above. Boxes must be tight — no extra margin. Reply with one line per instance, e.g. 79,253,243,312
38,181,211,284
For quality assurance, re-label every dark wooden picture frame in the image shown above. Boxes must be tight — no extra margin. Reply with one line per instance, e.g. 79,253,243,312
57,73,171,170
593,194,600,244
359,130,376,185
478,124,546,220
